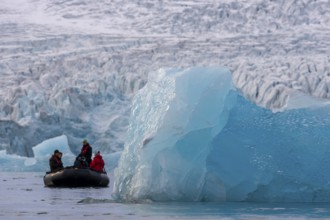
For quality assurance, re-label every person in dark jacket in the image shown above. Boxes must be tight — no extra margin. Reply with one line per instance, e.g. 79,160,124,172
80,139,92,165
73,153,89,168
49,149,64,172
90,151,105,172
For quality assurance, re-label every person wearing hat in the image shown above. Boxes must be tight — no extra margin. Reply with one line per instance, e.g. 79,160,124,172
49,149,64,172
90,151,105,172
73,153,89,168
80,139,92,166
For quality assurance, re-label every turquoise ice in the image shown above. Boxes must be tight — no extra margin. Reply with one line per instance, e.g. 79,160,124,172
114,67,330,202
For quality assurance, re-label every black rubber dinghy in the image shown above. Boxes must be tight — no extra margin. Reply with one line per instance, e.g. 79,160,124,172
44,167,109,187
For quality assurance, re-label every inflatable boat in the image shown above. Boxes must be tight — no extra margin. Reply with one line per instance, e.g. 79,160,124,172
44,167,109,187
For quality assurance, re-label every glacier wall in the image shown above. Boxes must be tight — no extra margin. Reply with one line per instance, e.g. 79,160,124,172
1,0,330,157
114,67,330,202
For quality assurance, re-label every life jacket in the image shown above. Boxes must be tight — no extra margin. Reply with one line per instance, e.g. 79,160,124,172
81,144,90,155
50,155,63,172
54,156,61,164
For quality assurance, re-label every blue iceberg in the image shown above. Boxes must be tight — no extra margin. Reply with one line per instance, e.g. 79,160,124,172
114,67,330,202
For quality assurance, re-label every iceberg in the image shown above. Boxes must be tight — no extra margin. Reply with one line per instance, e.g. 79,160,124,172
0,135,73,171
114,67,330,202
114,67,235,201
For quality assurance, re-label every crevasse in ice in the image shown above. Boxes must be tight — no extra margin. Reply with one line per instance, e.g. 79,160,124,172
114,67,330,202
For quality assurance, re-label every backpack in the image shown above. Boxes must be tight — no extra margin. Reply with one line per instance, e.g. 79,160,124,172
74,156,89,168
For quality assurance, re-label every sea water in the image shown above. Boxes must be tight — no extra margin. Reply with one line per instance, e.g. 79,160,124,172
1,172,330,220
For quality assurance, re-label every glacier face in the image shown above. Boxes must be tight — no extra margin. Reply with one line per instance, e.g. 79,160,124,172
114,67,330,202
1,0,330,157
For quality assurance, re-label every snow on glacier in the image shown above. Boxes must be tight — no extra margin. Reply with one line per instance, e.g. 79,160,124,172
114,67,330,202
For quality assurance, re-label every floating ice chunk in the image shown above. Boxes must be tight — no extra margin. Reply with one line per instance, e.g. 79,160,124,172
114,67,235,202
32,135,73,158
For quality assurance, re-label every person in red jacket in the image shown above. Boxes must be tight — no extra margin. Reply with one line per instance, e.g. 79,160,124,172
90,151,105,172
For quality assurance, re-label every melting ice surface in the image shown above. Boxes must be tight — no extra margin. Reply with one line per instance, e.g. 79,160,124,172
114,67,330,203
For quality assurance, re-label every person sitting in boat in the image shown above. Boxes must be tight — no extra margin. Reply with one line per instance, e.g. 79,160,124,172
90,151,105,172
80,139,93,166
73,154,89,168
49,149,64,172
